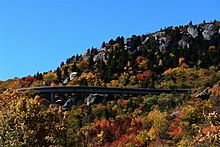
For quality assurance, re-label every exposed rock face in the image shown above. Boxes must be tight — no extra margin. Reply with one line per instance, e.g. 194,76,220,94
62,96,79,111
124,38,136,51
70,72,77,80
196,87,210,100
55,99,65,105
84,94,106,105
187,26,198,38
178,39,189,49
142,37,149,45
159,43,167,52
82,51,89,61
170,111,180,118
153,31,165,40
93,52,106,62
158,36,171,52
63,77,69,85
202,24,216,40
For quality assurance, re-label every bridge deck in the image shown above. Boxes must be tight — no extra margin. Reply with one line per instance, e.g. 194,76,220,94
18,86,193,103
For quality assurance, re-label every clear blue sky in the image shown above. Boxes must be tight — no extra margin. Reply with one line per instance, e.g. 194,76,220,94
0,0,219,81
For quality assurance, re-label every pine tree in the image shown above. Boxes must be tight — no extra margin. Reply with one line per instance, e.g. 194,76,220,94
60,62,64,67
56,67,62,82
88,55,94,71
71,62,77,72
63,66,69,79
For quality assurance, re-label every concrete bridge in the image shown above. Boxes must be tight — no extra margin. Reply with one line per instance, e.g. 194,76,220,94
18,86,193,103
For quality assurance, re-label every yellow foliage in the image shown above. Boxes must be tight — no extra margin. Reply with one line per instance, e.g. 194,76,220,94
43,72,56,80
159,59,163,66
106,80,123,87
147,128,159,141
0,90,66,146
78,72,96,80
147,107,168,131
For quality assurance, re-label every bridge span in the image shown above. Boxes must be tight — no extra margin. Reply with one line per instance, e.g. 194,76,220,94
18,86,193,103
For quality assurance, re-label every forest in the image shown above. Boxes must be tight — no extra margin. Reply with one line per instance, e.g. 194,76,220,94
0,21,220,146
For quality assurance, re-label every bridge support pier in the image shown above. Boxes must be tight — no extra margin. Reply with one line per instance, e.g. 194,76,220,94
51,92,55,104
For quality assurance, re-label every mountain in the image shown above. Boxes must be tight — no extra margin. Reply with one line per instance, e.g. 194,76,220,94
0,21,220,146
1,20,220,90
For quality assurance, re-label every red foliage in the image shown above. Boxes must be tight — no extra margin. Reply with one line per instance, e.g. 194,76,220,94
148,138,165,147
202,125,220,135
110,134,144,146
168,124,184,137
91,119,114,134
136,70,152,81
136,56,144,64
88,117,145,145
20,76,36,87
113,118,132,138
119,100,129,106
168,110,184,138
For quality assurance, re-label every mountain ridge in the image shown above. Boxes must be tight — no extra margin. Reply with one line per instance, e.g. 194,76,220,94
1,20,220,90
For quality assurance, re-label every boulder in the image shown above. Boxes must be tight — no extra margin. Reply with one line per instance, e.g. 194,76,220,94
70,72,77,80
187,26,198,38
84,94,106,105
62,96,79,111
202,24,216,40
178,39,189,48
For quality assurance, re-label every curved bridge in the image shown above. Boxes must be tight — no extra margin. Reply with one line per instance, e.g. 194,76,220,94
18,86,193,103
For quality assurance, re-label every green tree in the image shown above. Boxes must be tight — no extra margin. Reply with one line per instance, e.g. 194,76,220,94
63,66,69,79
71,62,77,72
56,67,62,82
60,61,64,67
88,55,94,71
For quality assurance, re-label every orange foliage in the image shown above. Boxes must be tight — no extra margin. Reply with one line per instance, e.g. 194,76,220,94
79,59,89,68
50,82,56,87
178,57,185,65
211,80,220,96
78,72,95,80
179,57,189,69
208,45,216,52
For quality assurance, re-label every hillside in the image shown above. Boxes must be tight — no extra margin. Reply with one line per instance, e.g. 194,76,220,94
1,21,220,90
0,21,220,146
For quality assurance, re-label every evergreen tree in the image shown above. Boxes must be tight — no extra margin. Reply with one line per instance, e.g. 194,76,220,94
56,67,62,82
71,62,77,72
189,21,193,25
63,66,69,79
101,42,106,48
35,72,43,80
76,54,79,61
97,59,106,79
88,55,94,71
109,39,115,45
60,62,64,67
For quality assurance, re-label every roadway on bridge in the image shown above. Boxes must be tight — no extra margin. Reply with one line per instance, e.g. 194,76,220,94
18,86,194,103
